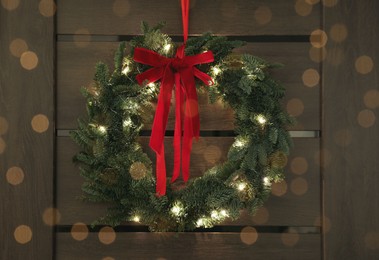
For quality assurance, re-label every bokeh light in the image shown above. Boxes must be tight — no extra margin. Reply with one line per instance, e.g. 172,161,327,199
6,167,24,185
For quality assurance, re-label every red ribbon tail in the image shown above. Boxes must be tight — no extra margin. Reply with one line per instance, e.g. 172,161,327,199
172,73,183,183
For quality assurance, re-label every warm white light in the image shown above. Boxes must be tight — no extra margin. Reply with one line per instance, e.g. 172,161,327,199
234,138,247,148
211,210,219,219
163,44,171,53
196,218,204,227
98,125,107,134
220,209,228,217
263,177,270,186
133,216,140,222
122,66,130,75
256,114,267,125
123,118,132,128
212,67,221,75
171,205,182,216
148,82,155,87
171,201,184,216
238,182,246,191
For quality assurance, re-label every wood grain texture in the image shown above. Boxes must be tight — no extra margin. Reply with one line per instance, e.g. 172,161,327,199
57,42,320,130
56,232,321,260
323,1,379,259
0,1,54,259
56,137,320,226
57,0,320,36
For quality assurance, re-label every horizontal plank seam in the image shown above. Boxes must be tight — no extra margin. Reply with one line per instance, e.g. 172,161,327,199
57,35,310,43
56,130,320,138
55,225,320,234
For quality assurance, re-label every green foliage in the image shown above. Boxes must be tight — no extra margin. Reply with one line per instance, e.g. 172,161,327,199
71,23,293,232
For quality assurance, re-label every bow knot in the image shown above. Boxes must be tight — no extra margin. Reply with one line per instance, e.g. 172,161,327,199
170,58,188,72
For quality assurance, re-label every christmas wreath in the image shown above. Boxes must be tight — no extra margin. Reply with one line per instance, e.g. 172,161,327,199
71,19,293,231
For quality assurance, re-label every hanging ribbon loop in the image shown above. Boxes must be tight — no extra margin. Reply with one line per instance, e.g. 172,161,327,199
133,0,214,196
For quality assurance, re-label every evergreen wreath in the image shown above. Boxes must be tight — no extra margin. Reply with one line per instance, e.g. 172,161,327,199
71,23,293,232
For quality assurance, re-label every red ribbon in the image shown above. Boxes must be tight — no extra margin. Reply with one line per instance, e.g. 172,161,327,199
133,0,214,196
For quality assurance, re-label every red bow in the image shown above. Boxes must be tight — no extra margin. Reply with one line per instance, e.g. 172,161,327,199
133,45,214,195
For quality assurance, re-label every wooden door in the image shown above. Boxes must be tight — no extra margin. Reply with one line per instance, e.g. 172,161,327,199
1,1,378,259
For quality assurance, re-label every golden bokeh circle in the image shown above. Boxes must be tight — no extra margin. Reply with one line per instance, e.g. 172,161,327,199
39,0,56,17
9,38,28,58
0,138,6,154
310,29,328,48
333,129,352,147
295,0,313,17
364,89,379,109
112,0,130,18
364,231,379,250
330,23,348,43
204,145,222,164
74,28,91,48
254,6,272,25
31,114,49,133
14,225,33,244
20,51,39,70
355,55,374,74
1,0,20,10
357,109,376,128
281,231,300,247
252,207,269,224
322,0,338,7
290,157,308,175
71,222,89,241
309,47,327,63
286,98,304,117
42,208,61,226
271,181,288,197
290,177,308,195
0,116,9,135
98,226,116,245
314,216,332,233
302,68,320,87
6,167,24,185
240,226,258,245
130,162,147,180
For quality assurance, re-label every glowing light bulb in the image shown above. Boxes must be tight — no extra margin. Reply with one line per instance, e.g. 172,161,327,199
133,216,140,222
234,138,247,148
211,210,219,219
263,177,270,186
220,209,228,217
212,67,221,75
148,82,155,88
122,66,130,75
256,114,267,125
171,205,182,216
238,182,246,191
163,44,171,53
196,218,204,227
123,118,132,128
98,125,107,134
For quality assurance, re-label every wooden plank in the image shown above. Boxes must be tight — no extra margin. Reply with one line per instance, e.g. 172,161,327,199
56,232,321,260
57,0,320,36
0,0,54,259
57,42,319,130
323,1,379,259
56,137,320,226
